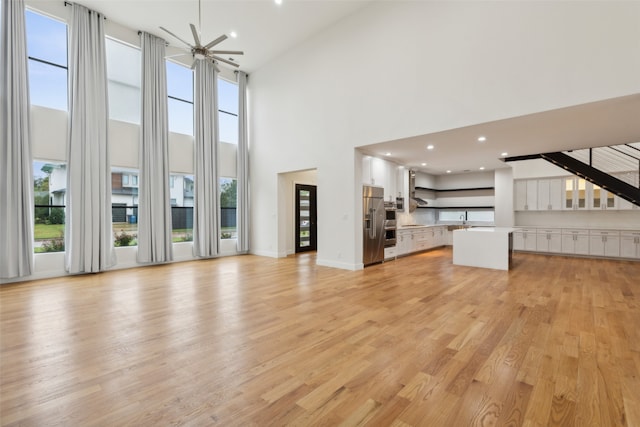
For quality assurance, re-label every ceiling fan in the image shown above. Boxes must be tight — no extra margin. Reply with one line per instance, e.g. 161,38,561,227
159,0,243,68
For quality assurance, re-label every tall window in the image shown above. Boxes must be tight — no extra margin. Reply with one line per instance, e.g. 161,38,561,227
25,10,68,110
218,78,239,144
170,174,194,242
167,60,194,135
33,160,67,253
111,167,139,246
220,177,237,239
106,38,141,124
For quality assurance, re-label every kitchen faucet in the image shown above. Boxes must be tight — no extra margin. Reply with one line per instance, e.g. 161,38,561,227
460,214,466,225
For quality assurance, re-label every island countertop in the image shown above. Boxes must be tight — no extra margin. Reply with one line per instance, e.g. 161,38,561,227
455,227,518,233
452,227,516,270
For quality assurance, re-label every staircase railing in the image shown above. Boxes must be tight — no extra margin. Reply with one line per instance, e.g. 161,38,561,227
564,142,640,187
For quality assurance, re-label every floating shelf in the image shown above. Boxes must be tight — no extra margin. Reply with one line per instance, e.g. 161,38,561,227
415,186,495,192
417,206,495,209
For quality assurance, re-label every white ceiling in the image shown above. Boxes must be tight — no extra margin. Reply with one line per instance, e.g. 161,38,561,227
359,94,640,175
59,0,372,73
28,1,640,176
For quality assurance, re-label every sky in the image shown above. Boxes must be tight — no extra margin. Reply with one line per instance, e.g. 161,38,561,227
26,9,239,141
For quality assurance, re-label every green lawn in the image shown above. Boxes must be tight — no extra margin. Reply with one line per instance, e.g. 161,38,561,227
34,224,236,243
34,223,64,240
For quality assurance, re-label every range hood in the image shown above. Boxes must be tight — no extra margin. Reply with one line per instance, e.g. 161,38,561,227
409,170,428,212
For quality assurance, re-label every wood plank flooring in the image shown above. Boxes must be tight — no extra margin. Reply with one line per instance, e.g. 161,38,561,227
1,248,639,426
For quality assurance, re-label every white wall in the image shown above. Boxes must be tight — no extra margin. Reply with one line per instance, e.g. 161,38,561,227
494,168,514,227
511,159,568,179
249,1,640,269
516,210,640,229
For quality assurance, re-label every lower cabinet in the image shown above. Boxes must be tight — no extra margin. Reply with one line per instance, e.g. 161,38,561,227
513,228,537,251
536,229,562,253
620,231,640,259
396,226,446,257
397,231,412,256
589,230,620,257
514,227,639,260
384,246,397,260
561,229,590,255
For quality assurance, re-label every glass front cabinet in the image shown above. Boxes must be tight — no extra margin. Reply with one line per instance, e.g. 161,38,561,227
563,177,588,210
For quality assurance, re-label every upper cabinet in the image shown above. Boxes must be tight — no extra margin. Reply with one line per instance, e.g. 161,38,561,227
514,180,537,211
562,177,588,210
589,182,617,210
362,156,398,202
514,175,638,211
537,178,562,211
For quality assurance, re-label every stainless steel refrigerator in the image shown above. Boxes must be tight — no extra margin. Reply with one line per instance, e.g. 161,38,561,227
363,186,385,266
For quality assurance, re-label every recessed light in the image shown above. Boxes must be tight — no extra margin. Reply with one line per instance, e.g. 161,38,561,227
479,166,485,170
477,136,487,142
501,152,508,157
446,170,452,174
385,152,391,156
426,144,434,150
421,163,427,166
275,0,283,5
230,31,237,38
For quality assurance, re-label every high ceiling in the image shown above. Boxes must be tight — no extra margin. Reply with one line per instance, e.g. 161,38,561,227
26,1,640,175
36,0,372,73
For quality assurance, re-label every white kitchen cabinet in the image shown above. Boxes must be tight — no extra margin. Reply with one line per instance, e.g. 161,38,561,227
384,246,397,260
563,177,588,210
413,229,434,252
515,180,537,211
363,156,399,201
620,231,640,259
397,230,412,256
536,228,562,253
561,229,590,255
589,230,620,257
617,197,640,210
589,183,617,210
433,226,446,247
513,228,537,251
537,179,562,211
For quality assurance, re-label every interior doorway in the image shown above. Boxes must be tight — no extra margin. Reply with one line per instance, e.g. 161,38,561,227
295,184,317,253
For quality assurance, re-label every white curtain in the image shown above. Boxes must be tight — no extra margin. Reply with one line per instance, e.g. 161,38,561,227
137,32,173,263
0,0,34,279
192,59,219,257
65,4,115,273
236,71,249,253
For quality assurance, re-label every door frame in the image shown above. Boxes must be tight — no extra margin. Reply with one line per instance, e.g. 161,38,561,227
295,183,317,253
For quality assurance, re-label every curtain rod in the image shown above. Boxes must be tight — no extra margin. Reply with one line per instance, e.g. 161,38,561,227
137,31,170,46
64,1,107,20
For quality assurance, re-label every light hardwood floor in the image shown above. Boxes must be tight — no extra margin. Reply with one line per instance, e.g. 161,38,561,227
1,248,639,426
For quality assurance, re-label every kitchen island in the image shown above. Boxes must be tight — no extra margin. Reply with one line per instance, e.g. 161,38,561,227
452,227,517,270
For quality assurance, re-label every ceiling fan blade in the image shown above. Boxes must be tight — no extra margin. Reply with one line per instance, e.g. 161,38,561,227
212,55,239,68
203,35,228,49
159,26,193,49
209,50,244,56
189,23,201,47
165,52,191,58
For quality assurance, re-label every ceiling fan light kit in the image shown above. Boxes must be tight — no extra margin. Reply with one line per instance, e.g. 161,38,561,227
160,0,244,68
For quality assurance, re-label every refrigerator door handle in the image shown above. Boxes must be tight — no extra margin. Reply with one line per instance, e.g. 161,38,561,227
371,208,376,239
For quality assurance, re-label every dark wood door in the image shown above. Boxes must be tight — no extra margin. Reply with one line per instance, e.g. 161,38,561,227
295,184,317,253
